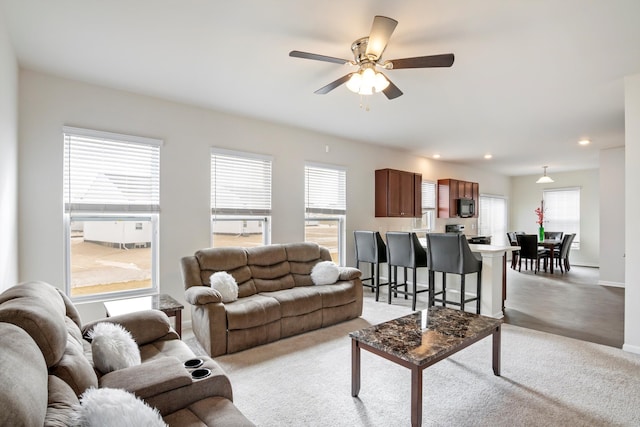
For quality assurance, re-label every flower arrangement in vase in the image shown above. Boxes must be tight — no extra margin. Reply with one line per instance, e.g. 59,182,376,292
535,200,545,241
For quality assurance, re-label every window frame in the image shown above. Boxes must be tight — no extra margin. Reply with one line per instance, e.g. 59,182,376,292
210,147,272,248
304,162,347,265
478,194,508,246
62,126,161,303
543,187,581,249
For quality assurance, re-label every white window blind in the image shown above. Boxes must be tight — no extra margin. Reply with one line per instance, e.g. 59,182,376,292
479,195,507,246
211,148,272,215
63,127,161,213
543,188,580,245
422,181,436,210
305,164,346,215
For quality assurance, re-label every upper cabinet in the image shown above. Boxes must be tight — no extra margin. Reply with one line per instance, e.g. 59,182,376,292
375,169,422,217
437,178,479,218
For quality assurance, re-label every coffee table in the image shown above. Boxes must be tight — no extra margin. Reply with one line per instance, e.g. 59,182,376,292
349,306,502,427
104,294,184,337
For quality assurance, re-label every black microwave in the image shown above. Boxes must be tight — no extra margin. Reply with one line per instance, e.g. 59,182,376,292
457,198,475,217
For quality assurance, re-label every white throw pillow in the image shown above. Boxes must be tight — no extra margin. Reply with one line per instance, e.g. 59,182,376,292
311,261,340,285
209,271,239,303
88,322,141,374
74,387,167,427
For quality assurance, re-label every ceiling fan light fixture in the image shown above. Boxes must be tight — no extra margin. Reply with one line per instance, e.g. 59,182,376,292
536,166,554,184
346,68,389,95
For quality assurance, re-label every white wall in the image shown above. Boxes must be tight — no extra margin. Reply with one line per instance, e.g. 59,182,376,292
624,73,640,354
0,14,18,291
18,69,511,322
599,147,625,286
510,170,600,267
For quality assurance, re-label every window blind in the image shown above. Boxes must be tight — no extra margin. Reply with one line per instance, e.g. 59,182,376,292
305,164,346,215
422,181,436,210
543,188,580,244
479,195,507,245
211,148,272,216
63,127,161,213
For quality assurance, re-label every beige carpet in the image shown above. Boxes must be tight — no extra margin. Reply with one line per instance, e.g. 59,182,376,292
185,298,640,426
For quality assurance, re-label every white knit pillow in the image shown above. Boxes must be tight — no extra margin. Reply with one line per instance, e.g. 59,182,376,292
74,387,167,427
88,322,141,374
209,271,239,303
311,261,340,285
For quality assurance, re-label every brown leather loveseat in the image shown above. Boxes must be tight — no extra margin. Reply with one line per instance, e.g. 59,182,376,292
181,242,363,356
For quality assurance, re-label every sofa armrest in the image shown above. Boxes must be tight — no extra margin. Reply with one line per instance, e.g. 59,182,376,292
339,267,362,281
82,310,174,346
185,286,223,305
99,357,192,399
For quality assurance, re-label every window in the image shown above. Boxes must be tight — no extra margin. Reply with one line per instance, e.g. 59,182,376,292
63,127,160,302
414,180,436,230
211,148,272,248
478,195,507,246
543,188,580,248
305,163,346,265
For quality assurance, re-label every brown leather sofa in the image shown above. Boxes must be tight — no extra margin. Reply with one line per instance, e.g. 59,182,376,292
181,242,363,356
0,281,254,426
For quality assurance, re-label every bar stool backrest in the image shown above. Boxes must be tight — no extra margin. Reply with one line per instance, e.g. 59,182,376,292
385,232,426,269
354,231,387,264
426,233,482,275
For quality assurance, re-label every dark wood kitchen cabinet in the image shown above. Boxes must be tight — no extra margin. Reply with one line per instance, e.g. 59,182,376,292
437,178,479,218
375,169,422,217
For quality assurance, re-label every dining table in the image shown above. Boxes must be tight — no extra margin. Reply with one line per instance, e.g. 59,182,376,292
538,239,562,274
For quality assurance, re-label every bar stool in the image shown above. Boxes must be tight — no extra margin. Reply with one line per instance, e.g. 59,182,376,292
426,233,482,314
385,231,430,311
354,231,388,301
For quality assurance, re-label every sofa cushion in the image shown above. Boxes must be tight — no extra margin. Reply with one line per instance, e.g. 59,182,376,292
285,242,333,286
163,396,255,427
83,310,172,347
196,247,258,297
225,294,281,330
314,282,357,308
0,281,68,367
0,323,48,427
265,287,323,317
49,334,99,397
45,375,79,427
247,245,295,292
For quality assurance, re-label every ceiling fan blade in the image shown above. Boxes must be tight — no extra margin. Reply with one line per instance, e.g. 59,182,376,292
380,74,403,100
314,73,354,94
365,15,398,60
385,53,455,69
289,50,351,65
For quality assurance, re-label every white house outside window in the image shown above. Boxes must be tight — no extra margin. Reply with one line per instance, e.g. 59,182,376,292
63,127,161,302
305,163,346,265
210,148,272,247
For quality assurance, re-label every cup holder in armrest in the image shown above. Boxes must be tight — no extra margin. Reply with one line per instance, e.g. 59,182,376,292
191,368,211,380
184,358,204,369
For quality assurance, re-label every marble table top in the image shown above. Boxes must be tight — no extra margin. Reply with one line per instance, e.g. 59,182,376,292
349,306,502,366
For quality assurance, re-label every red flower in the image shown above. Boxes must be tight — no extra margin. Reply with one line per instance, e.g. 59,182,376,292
535,202,545,226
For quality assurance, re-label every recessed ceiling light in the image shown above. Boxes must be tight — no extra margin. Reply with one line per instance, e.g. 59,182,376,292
433,154,441,159
484,154,492,159
578,139,590,146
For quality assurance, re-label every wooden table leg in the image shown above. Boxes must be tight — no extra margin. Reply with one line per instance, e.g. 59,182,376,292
351,339,361,397
175,310,182,338
492,325,501,376
411,366,423,427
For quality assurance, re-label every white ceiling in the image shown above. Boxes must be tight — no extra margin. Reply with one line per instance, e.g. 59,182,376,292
3,0,640,176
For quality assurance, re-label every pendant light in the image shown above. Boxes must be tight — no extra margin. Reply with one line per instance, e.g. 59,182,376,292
536,166,554,184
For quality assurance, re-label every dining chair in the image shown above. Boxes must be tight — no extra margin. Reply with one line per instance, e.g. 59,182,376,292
544,231,564,241
553,233,575,273
506,232,520,269
516,234,548,273
354,231,388,301
426,233,482,314
385,231,430,311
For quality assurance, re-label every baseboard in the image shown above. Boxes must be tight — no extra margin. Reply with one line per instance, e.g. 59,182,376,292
598,280,625,288
622,343,640,355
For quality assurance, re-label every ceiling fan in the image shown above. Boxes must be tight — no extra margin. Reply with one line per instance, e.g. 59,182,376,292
289,15,454,100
